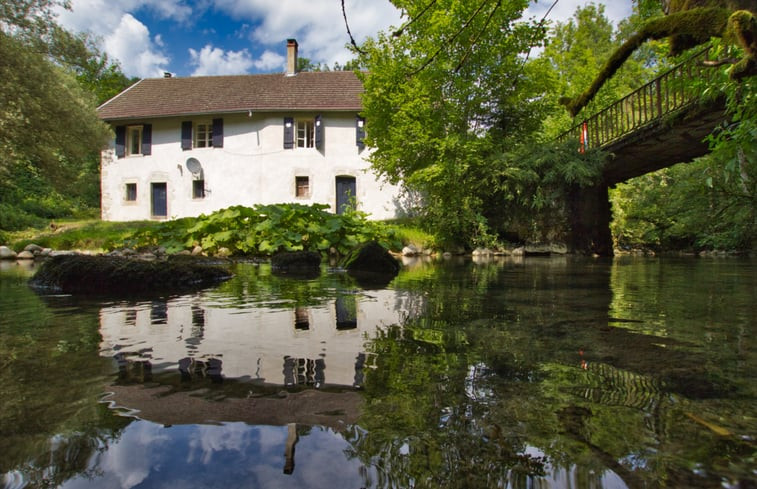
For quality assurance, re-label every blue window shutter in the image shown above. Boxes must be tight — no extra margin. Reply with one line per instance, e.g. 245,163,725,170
181,121,192,150
212,118,224,148
315,114,323,150
356,116,365,150
283,117,294,149
115,126,126,158
142,124,152,155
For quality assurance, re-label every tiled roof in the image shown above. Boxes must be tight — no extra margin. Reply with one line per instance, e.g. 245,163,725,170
98,71,364,121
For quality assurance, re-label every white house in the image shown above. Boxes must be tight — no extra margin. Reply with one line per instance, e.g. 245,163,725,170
97,40,402,221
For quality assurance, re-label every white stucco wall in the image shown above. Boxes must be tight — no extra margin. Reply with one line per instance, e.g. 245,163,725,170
101,111,402,221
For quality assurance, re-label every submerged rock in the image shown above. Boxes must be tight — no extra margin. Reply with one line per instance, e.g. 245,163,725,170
29,254,232,294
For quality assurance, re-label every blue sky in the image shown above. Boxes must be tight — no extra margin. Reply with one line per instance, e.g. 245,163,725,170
54,1,632,79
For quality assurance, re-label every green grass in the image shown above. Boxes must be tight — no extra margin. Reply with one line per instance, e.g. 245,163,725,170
7,219,160,253
5,213,438,254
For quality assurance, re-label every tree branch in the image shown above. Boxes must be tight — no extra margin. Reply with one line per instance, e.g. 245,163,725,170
341,0,366,55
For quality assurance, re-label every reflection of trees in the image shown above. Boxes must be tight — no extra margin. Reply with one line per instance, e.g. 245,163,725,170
0,283,131,486
209,262,359,308
350,258,757,488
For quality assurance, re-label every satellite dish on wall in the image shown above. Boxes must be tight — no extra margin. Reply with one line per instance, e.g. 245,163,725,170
186,157,202,176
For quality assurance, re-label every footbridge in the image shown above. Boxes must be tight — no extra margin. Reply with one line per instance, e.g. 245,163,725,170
558,46,730,255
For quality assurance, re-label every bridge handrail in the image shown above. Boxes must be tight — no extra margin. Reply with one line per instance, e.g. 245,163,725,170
559,45,714,151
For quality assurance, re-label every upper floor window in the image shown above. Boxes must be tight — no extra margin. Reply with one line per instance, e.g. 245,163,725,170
195,122,213,148
284,115,322,150
116,124,151,158
127,126,143,156
182,119,223,150
296,120,314,148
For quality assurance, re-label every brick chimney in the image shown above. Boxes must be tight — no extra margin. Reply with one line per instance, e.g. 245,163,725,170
286,39,298,76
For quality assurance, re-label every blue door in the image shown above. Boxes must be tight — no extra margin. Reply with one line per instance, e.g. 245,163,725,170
335,176,356,215
151,182,167,217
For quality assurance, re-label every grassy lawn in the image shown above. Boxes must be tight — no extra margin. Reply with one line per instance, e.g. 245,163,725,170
6,219,161,253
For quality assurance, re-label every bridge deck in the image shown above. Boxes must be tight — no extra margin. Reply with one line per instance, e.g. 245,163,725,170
560,46,728,184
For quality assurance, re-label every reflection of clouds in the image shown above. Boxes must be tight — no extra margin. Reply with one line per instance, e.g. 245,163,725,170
187,423,257,465
60,420,371,489
62,421,171,489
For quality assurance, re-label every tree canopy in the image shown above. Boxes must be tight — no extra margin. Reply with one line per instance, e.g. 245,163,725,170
0,0,133,231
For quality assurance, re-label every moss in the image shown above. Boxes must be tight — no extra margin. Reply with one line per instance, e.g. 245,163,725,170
29,255,232,295
564,7,733,116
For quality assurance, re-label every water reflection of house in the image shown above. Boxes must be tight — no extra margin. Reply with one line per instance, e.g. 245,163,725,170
99,289,405,388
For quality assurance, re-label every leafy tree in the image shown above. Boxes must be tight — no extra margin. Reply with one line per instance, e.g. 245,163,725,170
0,0,132,227
358,0,561,246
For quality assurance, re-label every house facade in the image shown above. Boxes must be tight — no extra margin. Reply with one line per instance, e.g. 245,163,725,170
97,40,401,222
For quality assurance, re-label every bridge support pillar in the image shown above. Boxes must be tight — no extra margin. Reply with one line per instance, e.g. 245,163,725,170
568,181,613,257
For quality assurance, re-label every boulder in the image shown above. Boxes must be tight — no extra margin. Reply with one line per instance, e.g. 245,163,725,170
402,244,419,256
17,251,35,260
340,242,399,288
271,251,322,277
24,243,44,253
525,243,568,256
29,254,232,295
0,246,17,260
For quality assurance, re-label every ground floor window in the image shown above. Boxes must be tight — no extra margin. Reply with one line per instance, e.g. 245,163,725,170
295,176,309,198
192,179,205,199
125,183,137,201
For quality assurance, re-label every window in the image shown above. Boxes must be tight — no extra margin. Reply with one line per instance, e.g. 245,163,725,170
194,122,213,148
296,120,314,148
125,183,137,201
295,176,309,198
126,125,143,156
192,179,205,199
116,124,151,158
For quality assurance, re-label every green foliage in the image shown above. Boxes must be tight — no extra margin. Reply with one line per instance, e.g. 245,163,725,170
122,203,402,256
611,72,757,251
0,0,133,229
358,0,558,247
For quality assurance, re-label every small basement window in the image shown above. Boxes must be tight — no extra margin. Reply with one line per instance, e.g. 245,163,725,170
192,179,205,199
125,183,137,201
295,176,309,198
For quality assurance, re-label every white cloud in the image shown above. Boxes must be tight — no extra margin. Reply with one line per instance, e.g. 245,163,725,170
253,50,285,71
189,44,256,75
210,0,403,68
55,0,174,78
105,14,170,78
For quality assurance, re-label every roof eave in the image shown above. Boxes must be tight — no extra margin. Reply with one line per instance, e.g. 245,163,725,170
99,106,363,122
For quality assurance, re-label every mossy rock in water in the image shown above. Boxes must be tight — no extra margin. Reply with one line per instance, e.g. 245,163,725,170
29,254,232,294
340,242,399,288
271,251,322,278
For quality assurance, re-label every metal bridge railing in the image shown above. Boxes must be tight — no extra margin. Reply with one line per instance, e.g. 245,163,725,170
559,46,715,151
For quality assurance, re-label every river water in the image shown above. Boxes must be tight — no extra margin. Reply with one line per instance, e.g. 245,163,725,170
0,256,754,489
